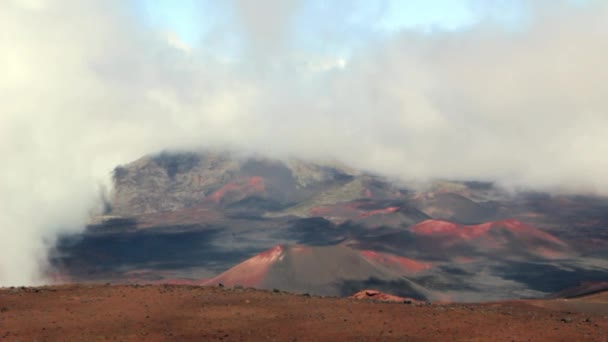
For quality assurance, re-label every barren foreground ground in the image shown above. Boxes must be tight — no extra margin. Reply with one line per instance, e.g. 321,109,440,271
1,284,607,341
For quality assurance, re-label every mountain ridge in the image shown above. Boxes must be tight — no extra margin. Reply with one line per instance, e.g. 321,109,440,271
52,149,608,302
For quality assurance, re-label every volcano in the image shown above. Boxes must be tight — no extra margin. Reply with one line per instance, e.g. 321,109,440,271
52,150,608,302
409,219,571,259
203,244,433,299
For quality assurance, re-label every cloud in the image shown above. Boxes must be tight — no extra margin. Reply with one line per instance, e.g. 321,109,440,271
232,0,302,54
0,0,607,285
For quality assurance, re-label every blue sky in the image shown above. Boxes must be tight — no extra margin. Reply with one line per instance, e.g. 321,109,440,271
136,0,209,45
381,0,479,32
134,0,590,51
135,1,507,44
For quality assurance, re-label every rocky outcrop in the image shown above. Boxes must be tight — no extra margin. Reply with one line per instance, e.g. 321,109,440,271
108,150,417,222
349,289,421,303
110,151,360,216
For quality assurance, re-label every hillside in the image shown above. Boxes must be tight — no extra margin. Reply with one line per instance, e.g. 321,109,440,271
1,284,607,341
51,150,608,302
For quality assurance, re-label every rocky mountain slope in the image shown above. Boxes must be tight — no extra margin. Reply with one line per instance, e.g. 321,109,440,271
52,150,608,302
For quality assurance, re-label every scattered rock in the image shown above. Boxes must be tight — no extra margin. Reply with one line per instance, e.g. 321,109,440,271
0,284,606,340
350,289,421,304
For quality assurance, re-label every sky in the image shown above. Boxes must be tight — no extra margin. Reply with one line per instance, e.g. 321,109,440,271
0,0,607,285
134,0,527,50
136,0,482,42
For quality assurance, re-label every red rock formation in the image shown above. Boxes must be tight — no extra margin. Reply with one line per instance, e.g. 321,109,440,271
360,250,431,274
208,176,265,203
202,245,284,287
350,289,420,303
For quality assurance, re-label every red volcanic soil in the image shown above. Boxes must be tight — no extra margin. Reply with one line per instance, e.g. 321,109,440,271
410,219,570,257
497,219,567,246
201,244,432,295
411,219,565,245
530,291,608,316
350,289,420,303
308,201,402,222
203,245,284,287
1,284,607,341
552,282,608,299
136,206,222,228
359,206,400,218
208,176,265,203
308,202,359,220
360,250,431,273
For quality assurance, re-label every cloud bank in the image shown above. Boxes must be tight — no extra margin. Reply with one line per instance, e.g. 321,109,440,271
1,0,607,285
